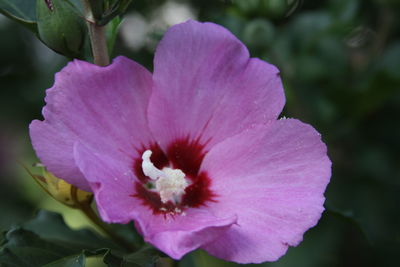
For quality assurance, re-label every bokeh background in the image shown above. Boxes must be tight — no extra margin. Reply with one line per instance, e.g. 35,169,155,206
1,0,399,266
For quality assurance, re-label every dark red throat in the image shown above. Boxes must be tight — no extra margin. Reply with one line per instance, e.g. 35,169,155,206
132,137,216,215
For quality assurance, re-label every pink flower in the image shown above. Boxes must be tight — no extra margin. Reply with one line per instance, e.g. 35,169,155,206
30,20,331,263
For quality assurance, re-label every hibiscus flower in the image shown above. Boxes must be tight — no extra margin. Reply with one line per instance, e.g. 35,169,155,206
30,20,331,263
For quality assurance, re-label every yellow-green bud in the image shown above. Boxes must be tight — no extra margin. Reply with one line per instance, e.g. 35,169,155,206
262,0,296,18
27,163,93,208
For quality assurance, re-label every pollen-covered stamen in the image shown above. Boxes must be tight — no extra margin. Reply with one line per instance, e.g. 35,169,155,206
142,150,189,204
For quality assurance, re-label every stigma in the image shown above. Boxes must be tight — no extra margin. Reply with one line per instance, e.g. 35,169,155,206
142,150,189,204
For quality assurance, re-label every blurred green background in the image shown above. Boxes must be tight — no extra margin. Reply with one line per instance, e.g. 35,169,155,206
1,0,399,266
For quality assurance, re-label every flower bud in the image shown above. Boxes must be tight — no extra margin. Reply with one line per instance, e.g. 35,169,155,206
27,163,93,208
262,0,289,18
36,0,86,58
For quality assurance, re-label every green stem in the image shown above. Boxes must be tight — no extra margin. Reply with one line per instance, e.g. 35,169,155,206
81,0,110,66
88,23,109,66
71,187,136,252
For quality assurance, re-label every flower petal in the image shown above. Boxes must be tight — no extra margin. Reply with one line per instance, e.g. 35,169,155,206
148,20,285,151
136,209,237,260
74,141,237,257
29,56,153,191
199,119,331,263
74,142,138,223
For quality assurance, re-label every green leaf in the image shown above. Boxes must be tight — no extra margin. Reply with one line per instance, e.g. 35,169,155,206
43,249,110,267
0,210,130,266
0,228,81,266
42,253,85,267
0,229,109,267
0,210,155,266
122,246,161,267
0,0,37,32
103,249,125,267
102,246,161,267
22,210,119,250
107,222,144,249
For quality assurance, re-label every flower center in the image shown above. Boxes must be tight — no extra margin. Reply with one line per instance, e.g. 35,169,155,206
132,138,216,216
141,150,189,204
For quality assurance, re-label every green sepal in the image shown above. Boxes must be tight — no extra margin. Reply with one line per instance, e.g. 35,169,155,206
88,0,105,21
98,0,132,26
106,15,123,56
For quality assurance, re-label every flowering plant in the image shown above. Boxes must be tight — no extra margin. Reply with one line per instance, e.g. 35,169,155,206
30,20,331,264
0,1,334,265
